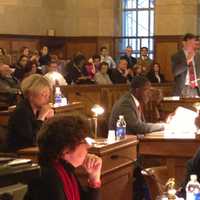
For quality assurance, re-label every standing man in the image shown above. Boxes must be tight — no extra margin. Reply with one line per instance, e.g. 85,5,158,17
137,47,153,75
171,33,200,97
100,46,116,69
123,46,137,69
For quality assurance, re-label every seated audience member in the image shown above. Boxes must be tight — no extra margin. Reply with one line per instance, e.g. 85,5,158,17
133,64,143,76
0,48,11,65
100,46,116,69
25,115,102,200
109,56,129,84
85,58,96,80
92,54,101,71
123,46,137,69
13,55,29,81
137,47,153,75
147,62,165,83
0,63,20,109
39,46,50,66
24,60,42,78
8,74,54,151
20,46,30,58
109,75,165,134
44,61,67,87
94,62,112,85
66,54,94,84
30,50,40,65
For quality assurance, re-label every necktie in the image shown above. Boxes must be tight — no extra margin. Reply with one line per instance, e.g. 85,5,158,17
188,61,197,88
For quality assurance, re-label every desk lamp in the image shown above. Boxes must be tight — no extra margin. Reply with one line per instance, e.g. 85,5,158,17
91,104,104,138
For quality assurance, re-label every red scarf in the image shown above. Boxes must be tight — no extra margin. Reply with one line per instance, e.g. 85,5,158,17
53,161,80,200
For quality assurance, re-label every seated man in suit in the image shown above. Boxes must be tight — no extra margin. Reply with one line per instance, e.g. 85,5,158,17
0,63,20,109
108,75,165,134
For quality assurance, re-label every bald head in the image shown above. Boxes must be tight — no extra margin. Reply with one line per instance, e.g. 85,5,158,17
0,63,14,77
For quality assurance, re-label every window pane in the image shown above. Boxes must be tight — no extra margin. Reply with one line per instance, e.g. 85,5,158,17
150,0,155,8
149,38,154,51
136,38,141,53
129,38,137,52
123,0,136,9
149,54,153,59
150,10,154,36
138,11,149,36
138,0,149,8
141,38,149,48
123,11,136,36
121,0,155,58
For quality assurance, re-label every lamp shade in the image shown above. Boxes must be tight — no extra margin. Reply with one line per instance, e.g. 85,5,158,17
91,104,104,116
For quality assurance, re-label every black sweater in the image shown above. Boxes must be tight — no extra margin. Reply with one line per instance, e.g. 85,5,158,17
25,160,100,200
7,98,43,151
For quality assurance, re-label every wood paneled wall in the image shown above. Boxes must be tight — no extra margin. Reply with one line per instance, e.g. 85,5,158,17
154,35,183,81
0,34,182,80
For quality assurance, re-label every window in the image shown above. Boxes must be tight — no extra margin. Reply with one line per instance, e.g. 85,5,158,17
122,0,155,58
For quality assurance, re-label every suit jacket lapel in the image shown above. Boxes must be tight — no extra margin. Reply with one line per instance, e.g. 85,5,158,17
128,93,143,121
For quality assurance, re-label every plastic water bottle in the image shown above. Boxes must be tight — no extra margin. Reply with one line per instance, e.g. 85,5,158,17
186,174,200,200
54,87,62,107
116,115,126,140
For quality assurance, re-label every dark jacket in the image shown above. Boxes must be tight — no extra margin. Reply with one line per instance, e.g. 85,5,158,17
171,49,200,96
13,64,26,81
0,75,19,109
108,92,164,134
109,68,127,84
147,71,165,83
66,62,94,85
39,54,50,66
25,160,100,200
7,98,43,151
123,54,137,68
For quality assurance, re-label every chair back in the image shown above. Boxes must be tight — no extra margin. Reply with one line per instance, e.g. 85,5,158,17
141,166,169,199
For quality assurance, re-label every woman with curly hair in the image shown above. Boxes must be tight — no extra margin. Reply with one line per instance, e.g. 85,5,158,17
26,114,102,200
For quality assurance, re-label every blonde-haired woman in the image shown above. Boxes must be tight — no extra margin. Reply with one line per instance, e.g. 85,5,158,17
8,74,54,151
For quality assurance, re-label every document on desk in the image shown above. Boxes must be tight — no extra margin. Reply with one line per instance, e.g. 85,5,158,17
164,106,198,139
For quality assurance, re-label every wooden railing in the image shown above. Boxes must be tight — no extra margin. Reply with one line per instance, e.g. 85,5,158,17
60,83,174,116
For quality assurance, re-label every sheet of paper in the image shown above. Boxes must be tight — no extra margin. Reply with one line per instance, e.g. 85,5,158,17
164,106,198,137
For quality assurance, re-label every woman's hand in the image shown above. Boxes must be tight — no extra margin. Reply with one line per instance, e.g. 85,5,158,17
82,154,102,182
38,104,54,121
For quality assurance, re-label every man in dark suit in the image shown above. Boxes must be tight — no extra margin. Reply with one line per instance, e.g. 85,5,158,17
123,46,137,69
108,75,165,134
171,33,200,97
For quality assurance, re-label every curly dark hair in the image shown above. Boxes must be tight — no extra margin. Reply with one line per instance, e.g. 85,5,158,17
37,114,89,166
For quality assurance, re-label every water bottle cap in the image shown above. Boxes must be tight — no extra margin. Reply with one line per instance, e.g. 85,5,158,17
119,115,124,119
190,174,197,181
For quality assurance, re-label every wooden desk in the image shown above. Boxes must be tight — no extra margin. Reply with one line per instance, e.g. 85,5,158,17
160,98,200,117
139,132,200,186
0,110,10,127
0,162,40,187
53,102,84,115
18,135,138,200
0,102,84,127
